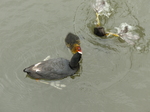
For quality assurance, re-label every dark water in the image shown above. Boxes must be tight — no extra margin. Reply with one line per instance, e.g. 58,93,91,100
0,0,150,112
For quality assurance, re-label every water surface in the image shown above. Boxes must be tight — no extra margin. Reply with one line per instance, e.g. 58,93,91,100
0,0,150,112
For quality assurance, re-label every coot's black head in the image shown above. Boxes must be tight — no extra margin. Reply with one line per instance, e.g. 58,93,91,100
69,46,82,69
94,27,106,37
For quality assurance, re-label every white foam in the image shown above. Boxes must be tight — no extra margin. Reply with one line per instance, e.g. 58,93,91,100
93,0,113,18
115,23,140,45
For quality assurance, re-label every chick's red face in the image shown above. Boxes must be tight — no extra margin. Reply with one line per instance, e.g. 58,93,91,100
76,46,82,54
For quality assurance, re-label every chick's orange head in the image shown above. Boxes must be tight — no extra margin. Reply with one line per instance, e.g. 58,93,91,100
76,46,82,54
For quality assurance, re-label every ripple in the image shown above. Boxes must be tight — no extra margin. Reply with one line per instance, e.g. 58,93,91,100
73,0,147,53
73,0,148,92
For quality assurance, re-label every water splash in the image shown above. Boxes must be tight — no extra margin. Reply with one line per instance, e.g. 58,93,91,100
39,80,66,90
115,23,140,45
93,0,113,18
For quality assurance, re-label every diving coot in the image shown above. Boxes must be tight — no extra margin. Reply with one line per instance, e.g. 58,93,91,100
94,26,106,37
23,33,82,80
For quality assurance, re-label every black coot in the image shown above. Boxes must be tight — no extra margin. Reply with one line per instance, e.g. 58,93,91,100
23,33,82,80
94,26,106,37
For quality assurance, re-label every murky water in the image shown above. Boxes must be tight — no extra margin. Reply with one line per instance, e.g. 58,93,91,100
0,0,150,112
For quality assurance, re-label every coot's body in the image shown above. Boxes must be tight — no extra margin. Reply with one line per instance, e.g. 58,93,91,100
23,52,82,80
23,33,82,80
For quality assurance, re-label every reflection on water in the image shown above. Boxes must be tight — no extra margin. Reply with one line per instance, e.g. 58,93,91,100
0,0,150,112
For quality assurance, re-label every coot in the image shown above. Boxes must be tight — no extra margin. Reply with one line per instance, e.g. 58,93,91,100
65,33,81,54
23,33,82,80
94,26,106,37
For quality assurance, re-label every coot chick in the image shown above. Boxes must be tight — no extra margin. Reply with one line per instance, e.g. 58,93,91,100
94,26,106,37
23,48,82,80
65,33,81,54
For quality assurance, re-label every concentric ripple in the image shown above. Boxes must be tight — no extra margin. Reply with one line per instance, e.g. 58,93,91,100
73,0,147,92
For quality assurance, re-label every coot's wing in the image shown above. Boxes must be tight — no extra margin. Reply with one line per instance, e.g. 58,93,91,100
34,58,70,80
36,71,66,80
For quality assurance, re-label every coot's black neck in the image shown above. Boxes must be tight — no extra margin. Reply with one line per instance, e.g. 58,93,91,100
69,52,82,69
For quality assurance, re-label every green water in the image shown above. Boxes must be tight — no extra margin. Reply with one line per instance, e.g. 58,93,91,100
0,0,150,112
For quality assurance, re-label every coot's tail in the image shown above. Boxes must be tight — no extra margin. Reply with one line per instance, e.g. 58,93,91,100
23,64,35,73
23,68,28,73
